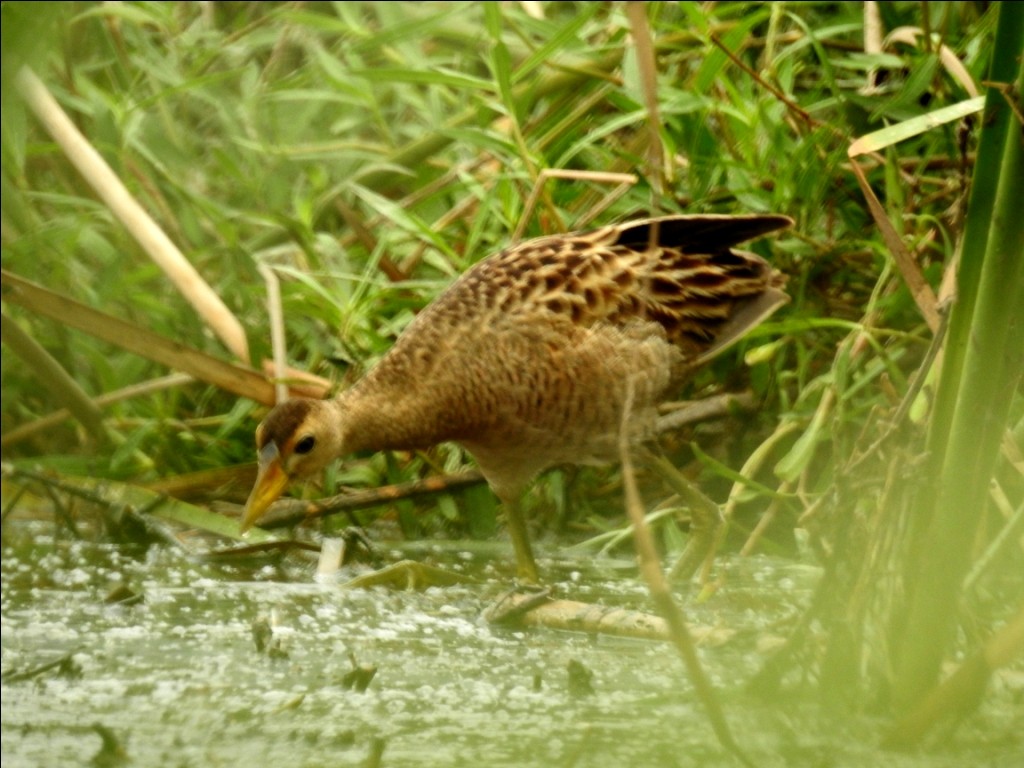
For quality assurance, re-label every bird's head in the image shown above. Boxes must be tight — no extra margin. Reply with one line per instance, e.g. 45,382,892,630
240,398,344,533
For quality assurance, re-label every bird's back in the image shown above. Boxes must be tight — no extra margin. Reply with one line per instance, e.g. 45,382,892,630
344,214,791,496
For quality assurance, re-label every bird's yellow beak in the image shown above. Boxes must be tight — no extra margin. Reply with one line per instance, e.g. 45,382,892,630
240,441,290,534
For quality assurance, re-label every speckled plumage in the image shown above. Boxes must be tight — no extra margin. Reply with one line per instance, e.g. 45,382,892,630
242,214,792,577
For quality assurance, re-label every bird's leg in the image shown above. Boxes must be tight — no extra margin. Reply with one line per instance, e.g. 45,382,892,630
500,495,540,584
642,451,724,583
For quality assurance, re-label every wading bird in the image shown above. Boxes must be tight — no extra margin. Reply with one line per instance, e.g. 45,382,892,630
241,214,791,582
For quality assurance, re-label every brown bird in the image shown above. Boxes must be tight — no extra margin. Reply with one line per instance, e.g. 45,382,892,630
241,214,791,582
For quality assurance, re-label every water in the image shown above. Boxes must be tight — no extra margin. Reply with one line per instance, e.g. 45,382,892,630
2,522,1021,767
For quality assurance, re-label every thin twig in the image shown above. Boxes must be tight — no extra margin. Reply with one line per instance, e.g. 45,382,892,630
257,265,288,405
981,79,1024,126
0,313,109,447
619,381,752,766
1,373,193,449
514,170,636,244
252,471,488,529
847,158,941,332
709,34,817,130
626,2,668,195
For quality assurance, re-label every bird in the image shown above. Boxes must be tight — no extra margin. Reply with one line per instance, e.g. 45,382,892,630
240,214,792,582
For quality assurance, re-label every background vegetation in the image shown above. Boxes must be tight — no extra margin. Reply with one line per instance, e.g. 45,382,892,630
3,0,1021,738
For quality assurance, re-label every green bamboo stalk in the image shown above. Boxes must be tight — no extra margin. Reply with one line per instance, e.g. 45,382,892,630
919,2,1024,477
892,0,1024,709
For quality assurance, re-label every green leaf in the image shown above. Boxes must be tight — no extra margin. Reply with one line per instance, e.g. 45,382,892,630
849,96,985,156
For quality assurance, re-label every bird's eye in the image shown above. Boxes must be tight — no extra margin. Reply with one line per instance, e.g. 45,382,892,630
294,436,316,455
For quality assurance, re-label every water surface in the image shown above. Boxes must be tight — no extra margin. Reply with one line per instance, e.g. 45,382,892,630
2,522,1020,767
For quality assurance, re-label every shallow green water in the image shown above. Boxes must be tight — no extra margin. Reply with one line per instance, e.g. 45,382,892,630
2,523,1021,767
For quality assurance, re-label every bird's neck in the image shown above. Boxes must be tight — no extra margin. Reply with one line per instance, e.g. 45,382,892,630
336,378,459,454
